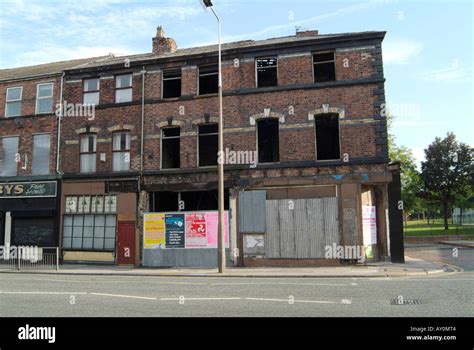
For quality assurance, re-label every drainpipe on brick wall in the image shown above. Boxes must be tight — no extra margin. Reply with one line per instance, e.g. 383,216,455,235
56,72,65,174
140,67,146,189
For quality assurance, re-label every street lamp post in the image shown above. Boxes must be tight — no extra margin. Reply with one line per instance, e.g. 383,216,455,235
203,0,226,273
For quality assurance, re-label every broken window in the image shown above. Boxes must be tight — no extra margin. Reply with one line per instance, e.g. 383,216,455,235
198,123,218,167
257,119,280,163
315,113,340,160
313,52,336,82
162,68,181,98
198,65,218,95
161,127,180,169
256,57,278,87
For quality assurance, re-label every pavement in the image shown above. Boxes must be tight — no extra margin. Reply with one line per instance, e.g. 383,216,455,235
438,240,474,249
0,255,455,278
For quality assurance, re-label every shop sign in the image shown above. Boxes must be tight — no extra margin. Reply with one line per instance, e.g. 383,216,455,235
0,182,57,198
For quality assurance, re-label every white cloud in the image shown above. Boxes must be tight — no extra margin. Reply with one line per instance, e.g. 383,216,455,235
411,146,425,169
417,60,472,82
382,38,423,65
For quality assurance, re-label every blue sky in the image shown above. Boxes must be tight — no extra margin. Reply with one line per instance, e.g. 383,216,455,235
0,0,472,166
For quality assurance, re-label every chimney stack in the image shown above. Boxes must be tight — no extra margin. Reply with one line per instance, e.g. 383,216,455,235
152,25,177,55
295,29,319,37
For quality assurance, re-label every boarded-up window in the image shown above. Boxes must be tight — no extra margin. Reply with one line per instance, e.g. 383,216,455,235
198,124,218,167
257,119,280,163
161,127,180,169
315,113,340,160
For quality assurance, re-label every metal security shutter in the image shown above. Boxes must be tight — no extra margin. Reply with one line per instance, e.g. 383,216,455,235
265,197,339,258
238,190,266,233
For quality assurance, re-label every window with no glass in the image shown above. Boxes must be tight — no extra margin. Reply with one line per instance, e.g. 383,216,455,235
198,65,218,95
257,119,280,163
32,134,51,175
112,131,131,172
5,87,22,118
161,127,180,169
256,57,278,88
313,52,336,82
315,113,340,160
80,134,97,173
198,124,218,167
36,83,53,114
1,136,19,176
162,69,182,98
115,74,132,103
83,78,99,105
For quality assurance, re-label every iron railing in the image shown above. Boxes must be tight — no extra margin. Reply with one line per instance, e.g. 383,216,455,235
0,246,59,271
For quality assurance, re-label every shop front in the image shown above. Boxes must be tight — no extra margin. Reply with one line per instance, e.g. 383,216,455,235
0,181,59,248
60,179,138,265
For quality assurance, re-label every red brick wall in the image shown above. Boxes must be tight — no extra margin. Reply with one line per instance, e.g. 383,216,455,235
0,76,61,176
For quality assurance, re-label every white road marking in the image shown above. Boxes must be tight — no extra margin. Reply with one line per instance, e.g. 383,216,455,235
0,291,87,295
245,297,335,304
161,297,242,301
90,292,157,300
341,299,352,304
210,282,348,286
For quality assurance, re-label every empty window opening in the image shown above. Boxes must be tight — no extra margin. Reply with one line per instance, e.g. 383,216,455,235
257,119,280,163
198,123,218,167
162,69,182,98
313,52,336,82
198,65,218,95
256,57,278,88
150,190,230,212
315,113,340,160
161,127,180,169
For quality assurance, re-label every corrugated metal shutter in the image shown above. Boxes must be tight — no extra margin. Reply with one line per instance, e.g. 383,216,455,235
265,197,339,258
238,190,266,233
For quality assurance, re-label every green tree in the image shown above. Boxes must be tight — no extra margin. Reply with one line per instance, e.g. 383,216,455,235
421,132,473,230
387,114,423,223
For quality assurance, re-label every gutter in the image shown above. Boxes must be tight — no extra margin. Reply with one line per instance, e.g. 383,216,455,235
139,66,147,191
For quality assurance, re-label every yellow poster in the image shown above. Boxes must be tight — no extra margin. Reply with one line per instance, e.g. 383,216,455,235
144,213,165,249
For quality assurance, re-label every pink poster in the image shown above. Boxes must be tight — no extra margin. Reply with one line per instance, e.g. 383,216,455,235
205,212,230,248
185,213,207,248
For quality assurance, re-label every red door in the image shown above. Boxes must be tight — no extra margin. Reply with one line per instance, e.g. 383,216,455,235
117,222,136,265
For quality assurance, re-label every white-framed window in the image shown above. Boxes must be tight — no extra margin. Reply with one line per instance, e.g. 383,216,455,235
83,78,99,105
35,82,53,114
63,194,117,251
80,134,97,173
112,131,131,172
115,74,132,103
5,86,22,118
1,136,19,176
32,134,51,175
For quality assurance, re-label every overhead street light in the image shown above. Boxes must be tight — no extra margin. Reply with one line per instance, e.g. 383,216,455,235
201,0,226,273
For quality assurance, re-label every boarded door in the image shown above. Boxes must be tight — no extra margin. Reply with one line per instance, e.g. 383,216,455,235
265,197,338,258
117,221,136,265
